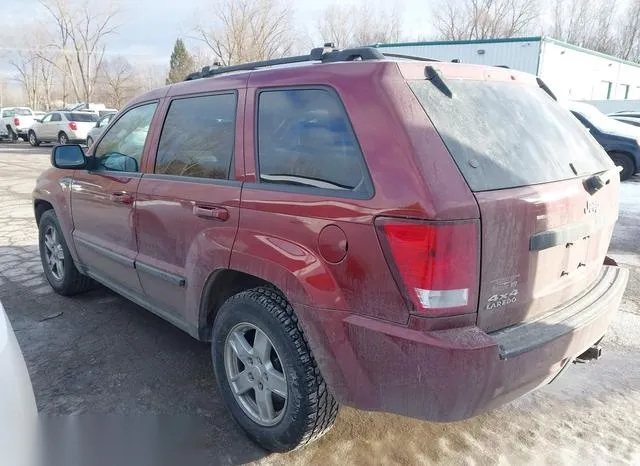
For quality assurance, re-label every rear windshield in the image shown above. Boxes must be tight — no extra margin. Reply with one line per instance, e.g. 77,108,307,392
64,112,98,122
409,79,612,192
14,108,32,116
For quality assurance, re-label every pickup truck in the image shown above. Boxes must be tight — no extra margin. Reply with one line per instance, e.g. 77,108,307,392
4,107,36,142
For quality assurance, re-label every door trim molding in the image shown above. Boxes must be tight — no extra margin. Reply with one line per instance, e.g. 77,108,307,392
136,261,186,287
74,235,134,268
85,269,197,338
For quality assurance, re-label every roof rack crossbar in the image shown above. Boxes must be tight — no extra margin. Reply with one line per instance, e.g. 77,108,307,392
184,44,386,81
381,53,440,62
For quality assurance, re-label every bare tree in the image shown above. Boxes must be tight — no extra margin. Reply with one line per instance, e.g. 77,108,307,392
194,0,294,66
316,1,402,48
433,0,540,40
103,56,135,108
317,5,354,48
617,0,640,61
40,0,119,104
548,0,620,55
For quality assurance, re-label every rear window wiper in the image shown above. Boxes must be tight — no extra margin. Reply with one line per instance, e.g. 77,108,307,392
424,66,454,99
536,77,557,101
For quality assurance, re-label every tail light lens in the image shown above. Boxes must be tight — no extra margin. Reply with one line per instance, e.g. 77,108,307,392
68,122,78,131
13,117,20,126
376,219,479,317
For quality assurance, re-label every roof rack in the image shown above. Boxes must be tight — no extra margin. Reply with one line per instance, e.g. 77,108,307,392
381,53,440,62
184,43,388,81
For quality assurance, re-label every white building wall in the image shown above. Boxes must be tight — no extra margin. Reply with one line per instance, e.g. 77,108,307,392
376,39,541,75
538,40,640,101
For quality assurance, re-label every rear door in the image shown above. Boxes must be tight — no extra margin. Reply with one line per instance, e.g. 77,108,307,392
408,72,618,332
40,112,59,140
134,91,243,325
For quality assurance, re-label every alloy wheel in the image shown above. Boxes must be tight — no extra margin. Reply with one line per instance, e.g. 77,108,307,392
223,322,288,426
43,225,65,281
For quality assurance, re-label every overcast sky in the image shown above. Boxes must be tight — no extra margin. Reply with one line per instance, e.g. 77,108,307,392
1,0,433,71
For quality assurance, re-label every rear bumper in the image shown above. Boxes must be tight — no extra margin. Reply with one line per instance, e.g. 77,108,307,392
297,265,628,422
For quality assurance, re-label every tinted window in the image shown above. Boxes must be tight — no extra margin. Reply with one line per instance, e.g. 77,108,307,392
64,112,99,122
257,89,368,192
155,94,236,180
93,103,157,173
1,110,13,118
51,113,62,122
409,80,612,192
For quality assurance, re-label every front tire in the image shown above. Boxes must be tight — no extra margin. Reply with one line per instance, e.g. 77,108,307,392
86,136,93,148
609,152,635,181
58,132,69,145
28,131,40,147
212,287,338,452
38,210,93,296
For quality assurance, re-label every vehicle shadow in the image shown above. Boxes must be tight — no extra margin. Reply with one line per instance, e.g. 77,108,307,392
0,245,268,465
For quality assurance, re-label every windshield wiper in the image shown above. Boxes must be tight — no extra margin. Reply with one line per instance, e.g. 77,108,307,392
424,66,454,98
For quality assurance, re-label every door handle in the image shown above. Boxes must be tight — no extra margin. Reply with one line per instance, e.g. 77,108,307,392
193,205,229,221
109,192,134,205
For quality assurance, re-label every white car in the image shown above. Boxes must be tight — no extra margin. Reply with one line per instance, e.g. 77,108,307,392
0,301,37,466
86,111,117,148
29,110,99,146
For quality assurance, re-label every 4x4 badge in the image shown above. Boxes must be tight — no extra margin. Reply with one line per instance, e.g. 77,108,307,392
585,199,599,215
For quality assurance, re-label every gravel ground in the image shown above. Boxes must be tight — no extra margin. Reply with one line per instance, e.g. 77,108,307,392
0,142,639,465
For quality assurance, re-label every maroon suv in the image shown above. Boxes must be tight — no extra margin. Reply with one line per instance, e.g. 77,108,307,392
33,46,629,452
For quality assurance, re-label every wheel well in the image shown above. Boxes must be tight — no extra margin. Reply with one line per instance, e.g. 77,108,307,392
34,200,54,226
198,269,276,341
608,151,636,170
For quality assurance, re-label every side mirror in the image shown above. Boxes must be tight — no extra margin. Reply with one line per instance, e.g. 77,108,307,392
51,144,87,169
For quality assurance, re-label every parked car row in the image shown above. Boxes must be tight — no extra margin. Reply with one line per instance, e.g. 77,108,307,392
1,106,118,146
34,46,629,452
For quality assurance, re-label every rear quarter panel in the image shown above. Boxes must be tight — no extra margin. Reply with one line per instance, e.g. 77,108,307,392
233,62,478,324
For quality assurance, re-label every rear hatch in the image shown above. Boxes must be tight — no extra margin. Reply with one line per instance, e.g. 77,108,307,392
407,66,619,332
65,112,99,138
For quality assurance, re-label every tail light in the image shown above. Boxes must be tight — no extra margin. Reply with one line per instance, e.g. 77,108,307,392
68,122,78,131
376,219,479,317
13,117,20,126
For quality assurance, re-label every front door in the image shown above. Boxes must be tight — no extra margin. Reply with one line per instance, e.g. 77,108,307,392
134,92,242,328
71,102,159,295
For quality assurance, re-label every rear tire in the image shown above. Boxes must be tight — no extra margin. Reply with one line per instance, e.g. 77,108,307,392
38,210,94,296
58,132,69,145
7,126,17,142
609,152,635,181
28,131,40,147
86,136,93,148
212,287,338,452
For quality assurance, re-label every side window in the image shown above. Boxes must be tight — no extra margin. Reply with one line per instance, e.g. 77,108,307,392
256,88,368,193
51,113,62,122
155,94,236,180
41,114,53,123
93,103,157,173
